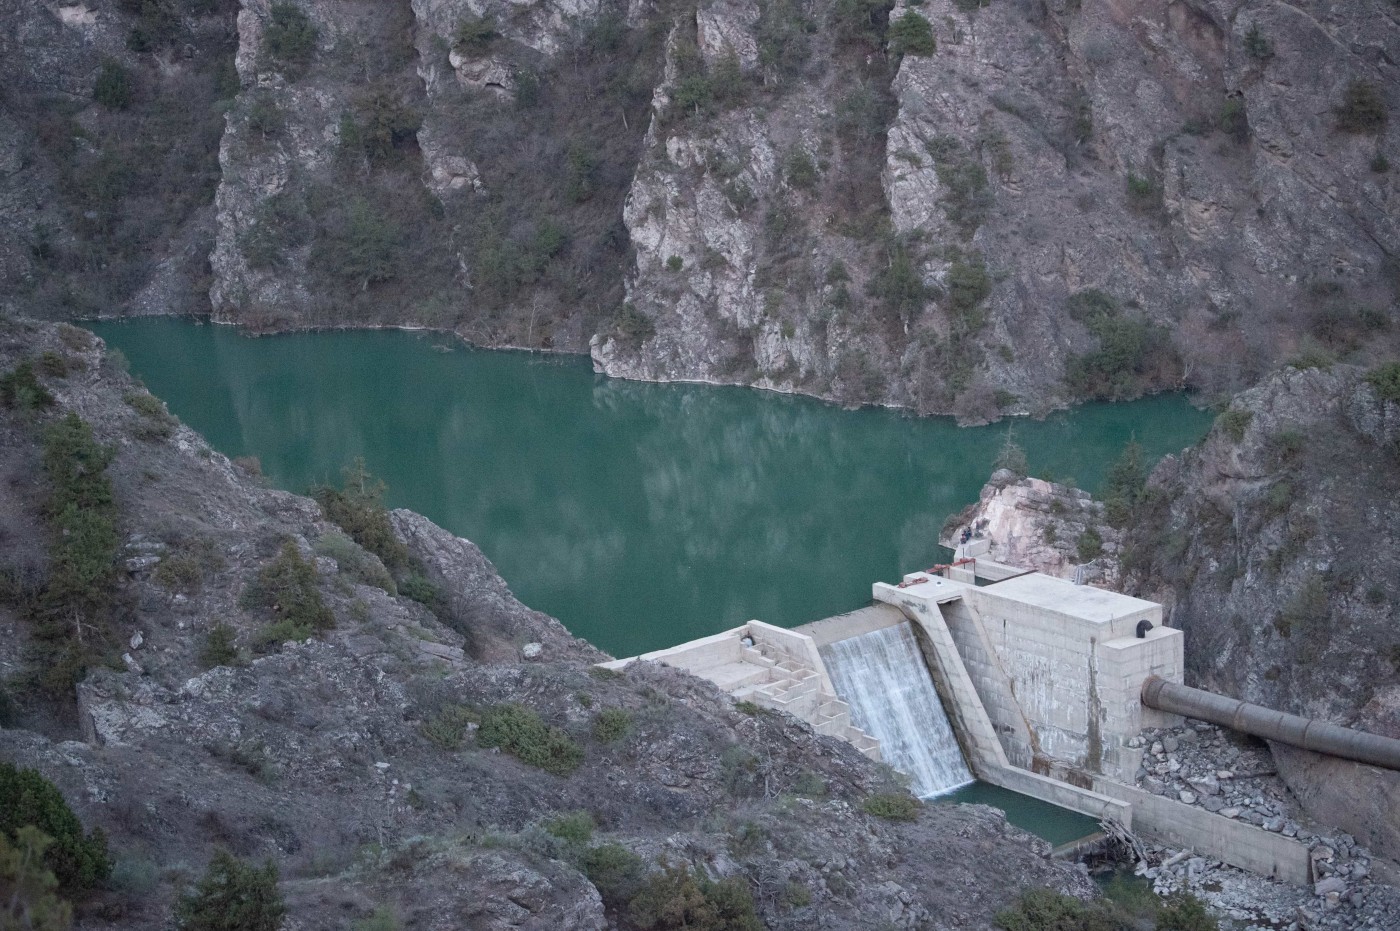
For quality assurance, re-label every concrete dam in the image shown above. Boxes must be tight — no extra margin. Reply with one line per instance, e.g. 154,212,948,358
601,541,1400,885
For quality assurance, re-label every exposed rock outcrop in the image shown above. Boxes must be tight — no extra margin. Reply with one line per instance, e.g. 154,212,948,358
941,468,1122,585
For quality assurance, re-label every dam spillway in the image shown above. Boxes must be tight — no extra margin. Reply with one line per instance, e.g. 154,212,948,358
820,623,974,797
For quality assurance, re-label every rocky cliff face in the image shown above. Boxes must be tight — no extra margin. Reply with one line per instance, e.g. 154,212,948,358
1118,364,1400,850
4,0,1392,419
0,316,1093,927
945,363,1400,859
597,0,1400,418
940,469,1124,585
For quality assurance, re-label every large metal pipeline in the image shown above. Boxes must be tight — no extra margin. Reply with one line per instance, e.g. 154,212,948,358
1141,676,1400,772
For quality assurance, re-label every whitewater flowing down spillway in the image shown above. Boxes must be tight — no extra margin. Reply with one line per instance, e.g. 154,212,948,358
820,622,974,797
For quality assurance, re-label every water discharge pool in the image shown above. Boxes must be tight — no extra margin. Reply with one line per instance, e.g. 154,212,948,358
88,319,1213,659
941,782,1102,848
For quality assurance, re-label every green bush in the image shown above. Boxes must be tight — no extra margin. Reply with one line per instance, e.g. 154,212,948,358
544,811,594,846
154,549,214,594
124,391,178,441
1336,79,1387,134
1366,361,1400,402
1156,893,1219,931
0,361,54,414
1101,440,1145,527
244,541,334,639
888,11,936,56
566,145,600,203
627,862,763,931
310,199,404,290
946,256,991,328
311,459,409,573
1065,297,1174,401
1077,527,1104,561
200,623,242,669
420,704,476,751
453,14,499,54
995,887,1120,931
831,0,892,48
1126,172,1162,214
175,850,284,931
263,3,318,77
477,705,584,776
0,763,110,895
592,708,632,743
398,573,444,612
37,352,73,379
861,792,920,821
581,843,644,907
665,255,684,272
93,61,134,110
613,303,656,348
784,149,819,190
345,89,422,165
314,531,395,593
351,907,399,931
32,415,119,696
869,243,929,329
0,827,73,931
1243,24,1272,61
1216,408,1253,443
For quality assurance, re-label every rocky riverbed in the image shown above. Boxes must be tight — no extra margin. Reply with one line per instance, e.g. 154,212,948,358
1131,720,1400,930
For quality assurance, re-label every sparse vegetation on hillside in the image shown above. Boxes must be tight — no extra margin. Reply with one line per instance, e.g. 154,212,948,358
22,414,122,698
312,458,409,572
1335,79,1387,134
175,851,285,931
1063,290,1179,401
243,540,335,647
0,764,111,896
627,862,765,931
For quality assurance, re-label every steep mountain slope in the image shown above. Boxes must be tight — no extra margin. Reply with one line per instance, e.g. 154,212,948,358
1118,363,1400,856
0,316,1092,928
3,0,1393,419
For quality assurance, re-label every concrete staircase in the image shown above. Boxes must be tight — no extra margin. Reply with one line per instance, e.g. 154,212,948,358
730,643,882,760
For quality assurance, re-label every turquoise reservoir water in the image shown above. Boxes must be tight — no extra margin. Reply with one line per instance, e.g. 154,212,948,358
87,319,1212,659
941,782,1100,847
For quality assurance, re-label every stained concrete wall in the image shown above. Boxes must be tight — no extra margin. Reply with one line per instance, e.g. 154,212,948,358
912,574,1175,778
939,596,1038,770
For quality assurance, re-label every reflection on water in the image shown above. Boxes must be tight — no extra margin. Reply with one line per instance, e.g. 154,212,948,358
88,320,1213,658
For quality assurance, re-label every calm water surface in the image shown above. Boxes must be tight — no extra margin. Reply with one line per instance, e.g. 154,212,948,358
88,319,1212,659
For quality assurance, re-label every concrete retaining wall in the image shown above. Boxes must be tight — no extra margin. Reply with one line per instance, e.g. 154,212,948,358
1095,781,1312,885
983,764,1133,826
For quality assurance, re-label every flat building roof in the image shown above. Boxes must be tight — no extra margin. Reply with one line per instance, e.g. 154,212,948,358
977,572,1158,624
